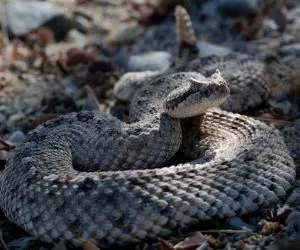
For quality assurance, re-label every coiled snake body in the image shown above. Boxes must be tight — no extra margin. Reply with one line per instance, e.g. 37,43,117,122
0,55,296,247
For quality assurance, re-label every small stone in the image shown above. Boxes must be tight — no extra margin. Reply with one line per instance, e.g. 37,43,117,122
8,130,26,144
127,51,172,72
197,41,232,57
280,43,300,56
132,0,146,5
4,1,64,37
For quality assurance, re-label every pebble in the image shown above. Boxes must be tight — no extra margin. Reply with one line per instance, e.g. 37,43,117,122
3,1,64,37
280,43,300,56
286,210,300,239
197,41,232,57
8,130,26,144
127,51,172,72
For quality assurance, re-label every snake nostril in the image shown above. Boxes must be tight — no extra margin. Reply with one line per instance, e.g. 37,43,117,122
203,89,210,96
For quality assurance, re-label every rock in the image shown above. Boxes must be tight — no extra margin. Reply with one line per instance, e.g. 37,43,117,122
217,0,258,17
127,51,173,72
280,43,300,56
8,130,25,144
3,1,64,37
197,41,232,57
286,210,300,239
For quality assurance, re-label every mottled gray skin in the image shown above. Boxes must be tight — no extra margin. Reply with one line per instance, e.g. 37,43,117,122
0,69,295,248
114,53,269,113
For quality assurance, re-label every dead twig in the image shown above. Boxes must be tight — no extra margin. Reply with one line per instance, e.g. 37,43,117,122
198,229,253,234
255,116,294,124
0,137,15,150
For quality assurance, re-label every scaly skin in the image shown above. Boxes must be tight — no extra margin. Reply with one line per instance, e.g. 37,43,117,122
0,71,295,248
114,53,270,113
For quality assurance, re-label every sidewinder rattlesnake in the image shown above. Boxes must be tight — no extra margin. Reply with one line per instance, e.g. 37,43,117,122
0,5,296,249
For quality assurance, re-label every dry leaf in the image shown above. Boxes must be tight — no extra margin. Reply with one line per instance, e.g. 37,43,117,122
80,238,100,250
0,137,15,151
174,232,207,250
65,48,94,67
159,238,175,250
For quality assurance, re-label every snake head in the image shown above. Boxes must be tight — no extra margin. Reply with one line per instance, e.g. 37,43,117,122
164,70,230,118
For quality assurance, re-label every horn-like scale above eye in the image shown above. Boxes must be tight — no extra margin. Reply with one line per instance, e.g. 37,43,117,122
164,70,230,118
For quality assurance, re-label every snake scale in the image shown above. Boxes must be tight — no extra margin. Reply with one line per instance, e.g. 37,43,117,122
0,6,296,249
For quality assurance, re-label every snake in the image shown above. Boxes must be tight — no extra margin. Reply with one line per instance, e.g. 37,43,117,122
0,6,296,249
0,66,295,248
